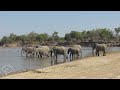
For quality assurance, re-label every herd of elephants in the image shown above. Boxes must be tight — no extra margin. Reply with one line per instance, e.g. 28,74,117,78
21,43,107,64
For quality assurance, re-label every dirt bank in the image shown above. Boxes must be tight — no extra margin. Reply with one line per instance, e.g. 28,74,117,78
1,51,120,79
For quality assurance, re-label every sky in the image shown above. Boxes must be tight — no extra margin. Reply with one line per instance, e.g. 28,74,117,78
0,11,120,38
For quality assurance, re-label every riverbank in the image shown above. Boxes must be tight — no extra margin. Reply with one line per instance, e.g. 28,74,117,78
1,51,120,79
1,41,120,48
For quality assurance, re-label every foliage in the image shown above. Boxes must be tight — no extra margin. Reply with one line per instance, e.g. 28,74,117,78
1,27,120,45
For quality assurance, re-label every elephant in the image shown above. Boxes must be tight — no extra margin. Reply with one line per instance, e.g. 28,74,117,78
21,46,27,56
51,46,68,64
26,47,35,57
21,46,35,57
68,45,82,61
33,46,50,58
73,45,82,57
33,48,49,58
92,43,107,56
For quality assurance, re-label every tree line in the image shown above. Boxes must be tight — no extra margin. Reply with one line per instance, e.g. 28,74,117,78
0,27,120,46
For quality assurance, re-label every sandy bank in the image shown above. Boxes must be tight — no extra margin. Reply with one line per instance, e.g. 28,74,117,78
1,51,120,79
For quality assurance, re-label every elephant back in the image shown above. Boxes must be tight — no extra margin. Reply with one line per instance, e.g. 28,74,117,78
97,44,107,48
39,46,50,51
73,45,81,49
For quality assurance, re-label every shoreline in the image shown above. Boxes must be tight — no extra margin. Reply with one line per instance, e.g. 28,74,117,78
0,54,91,78
1,51,120,79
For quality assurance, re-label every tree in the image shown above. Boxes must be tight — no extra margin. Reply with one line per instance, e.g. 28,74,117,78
36,33,49,43
27,31,37,44
52,31,59,42
114,27,120,41
1,36,12,44
70,31,82,42
64,33,71,41
115,27,120,36
8,33,17,42
20,35,28,43
81,30,87,41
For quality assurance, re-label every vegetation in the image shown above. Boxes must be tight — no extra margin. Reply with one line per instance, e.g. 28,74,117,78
0,27,120,46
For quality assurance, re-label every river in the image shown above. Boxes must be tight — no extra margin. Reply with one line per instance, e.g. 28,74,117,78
0,47,120,76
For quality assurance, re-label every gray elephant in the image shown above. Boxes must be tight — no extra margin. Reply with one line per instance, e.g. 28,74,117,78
21,46,27,56
33,46,50,58
92,43,107,56
51,46,68,64
21,46,35,57
26,47,35,57
68,45,82,61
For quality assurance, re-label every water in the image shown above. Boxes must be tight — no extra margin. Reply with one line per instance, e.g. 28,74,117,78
0,47,120,76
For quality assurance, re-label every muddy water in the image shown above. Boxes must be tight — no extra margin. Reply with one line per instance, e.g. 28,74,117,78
0,47,120,76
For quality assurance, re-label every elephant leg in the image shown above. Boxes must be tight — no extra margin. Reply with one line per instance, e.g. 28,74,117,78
98,51,99,56
70,53,71,61
74,54,76,60
64,55,65,62
80,50,82,58
72,54,73,61
74,54,75,60
47,53,49,57
74,54,76,59
38,53,40,58
55,54,57,64
26,51,28,57
78,53,80,59
21,51,22,56
35,52,37,58
30,53,33,57
72,54,74,60
29,53,31,57
76,54,78,59
103,50,106,56
96,51,97,56
77,51,80,59
40,55,42,58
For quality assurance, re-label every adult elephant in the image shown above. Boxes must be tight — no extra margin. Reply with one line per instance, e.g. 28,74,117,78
92,43,107,56
26,47,35,57
21,46,35,57
21,46,28,56
68,45,82,61
33,46,50,58
51,46,68,64
73,45,82,58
